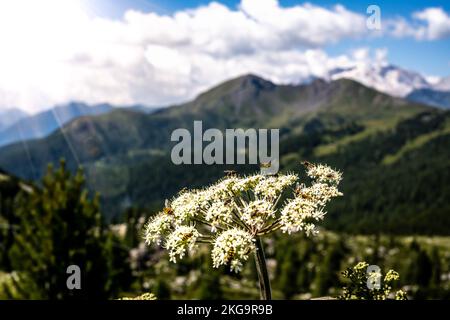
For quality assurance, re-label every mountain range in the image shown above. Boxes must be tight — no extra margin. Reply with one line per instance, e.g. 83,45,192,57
330,64,450,109
0,102,160,148
0,74,449,234
407,88,450,109
0,108,28,132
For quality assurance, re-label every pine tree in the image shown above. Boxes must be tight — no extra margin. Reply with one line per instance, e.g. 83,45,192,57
7,160,119,299
0,171,31,271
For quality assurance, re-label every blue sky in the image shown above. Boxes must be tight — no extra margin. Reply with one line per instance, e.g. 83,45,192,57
1,0,449,112
86,0,450,77
90,0,450,16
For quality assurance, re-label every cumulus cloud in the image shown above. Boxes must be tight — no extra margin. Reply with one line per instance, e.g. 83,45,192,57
390,7,450,40
0,0,446,113
0,0,373,113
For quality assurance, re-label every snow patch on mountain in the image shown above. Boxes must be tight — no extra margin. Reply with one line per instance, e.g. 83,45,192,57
434,76,450,91
329,64,432,97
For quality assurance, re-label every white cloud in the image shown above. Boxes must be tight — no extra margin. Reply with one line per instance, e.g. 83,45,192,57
390,7,450,40
0,0,445,113
0,0,374,113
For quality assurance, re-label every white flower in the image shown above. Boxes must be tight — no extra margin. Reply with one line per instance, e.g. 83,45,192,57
279,197,324,235
306,163,342,184
212,228,255,273
209,177,239,201
193,188,214,211
231,175,264,193
241,199,274,230
144,212,174,245
204,201,234,232
171,191,203,222
297,182,343,206
165,226,200,262
254,174,298,199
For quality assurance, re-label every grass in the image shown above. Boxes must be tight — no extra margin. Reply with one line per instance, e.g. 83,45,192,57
313,118,402,157
382,121,450,165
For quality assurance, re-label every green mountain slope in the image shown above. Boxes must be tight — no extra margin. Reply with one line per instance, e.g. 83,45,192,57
0,75,425,177
0,75,447,234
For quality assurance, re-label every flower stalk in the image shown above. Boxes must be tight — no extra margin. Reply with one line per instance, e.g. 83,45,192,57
254,237,272,300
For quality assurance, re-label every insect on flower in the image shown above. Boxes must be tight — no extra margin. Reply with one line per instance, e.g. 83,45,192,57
143,161,343,299
259,162,272,168
301,160,313,168
224,170,237,177
225,247,235,264
181,231,194,241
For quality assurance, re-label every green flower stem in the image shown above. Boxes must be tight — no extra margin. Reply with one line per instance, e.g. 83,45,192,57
254,236,272,300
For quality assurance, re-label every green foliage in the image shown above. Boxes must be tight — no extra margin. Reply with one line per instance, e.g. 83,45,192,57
0,170,30,271
4,160,130,299
194,256,224,300
0,271,42,299
154,278,171,300
313,239,347,297
339,262,407,300
314,111,450,234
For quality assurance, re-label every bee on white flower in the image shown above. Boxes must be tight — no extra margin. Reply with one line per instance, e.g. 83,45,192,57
279,196,323,234
144,212,174,245
211,228,256,273
297,183,343,206
241,199,274,230
305,163,342,185
165,226,200,262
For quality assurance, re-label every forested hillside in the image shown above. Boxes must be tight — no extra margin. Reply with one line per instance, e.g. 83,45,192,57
0,76,448,234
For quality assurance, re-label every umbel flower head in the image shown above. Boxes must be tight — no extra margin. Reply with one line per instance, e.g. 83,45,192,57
144,162,342,273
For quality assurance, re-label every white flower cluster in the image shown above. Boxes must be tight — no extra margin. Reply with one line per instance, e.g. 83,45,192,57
171,191,202,222
306,163,342,184
205,201,234,232
242,199,274,230
165,225,200,262
210,177,238,201
143,162,342,273
254,174,298,199
144,212,174,245
280,196,325,235
211,228,256,273
280,165,342,235
231,175,264,193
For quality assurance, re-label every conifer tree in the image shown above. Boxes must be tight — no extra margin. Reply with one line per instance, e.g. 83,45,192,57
8,160,119,299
